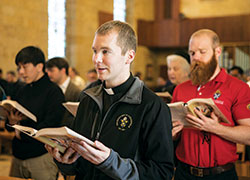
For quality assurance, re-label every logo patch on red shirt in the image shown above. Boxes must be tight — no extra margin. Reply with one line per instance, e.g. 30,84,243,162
213,90,221,100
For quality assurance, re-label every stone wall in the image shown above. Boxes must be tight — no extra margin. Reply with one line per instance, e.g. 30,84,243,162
66,0,155,81
0,0,48,74
127,0,155,81
151,0,250,87
0,0,249,83
66,0,113,80
181,0,250,18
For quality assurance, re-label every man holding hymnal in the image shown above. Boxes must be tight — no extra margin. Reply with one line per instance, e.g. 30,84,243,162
46,21,174,180
6,46,65,180
172,29,250,180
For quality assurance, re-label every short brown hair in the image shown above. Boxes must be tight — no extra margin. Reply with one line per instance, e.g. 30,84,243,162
96,20,137,55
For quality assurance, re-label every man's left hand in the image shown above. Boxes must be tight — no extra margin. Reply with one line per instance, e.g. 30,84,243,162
186,108,222,133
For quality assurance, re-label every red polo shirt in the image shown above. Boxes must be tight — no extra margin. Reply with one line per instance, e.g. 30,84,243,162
172,68,250,167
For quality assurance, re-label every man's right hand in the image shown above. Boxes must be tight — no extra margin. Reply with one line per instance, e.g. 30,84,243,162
45,144,80,164
172,121,184,140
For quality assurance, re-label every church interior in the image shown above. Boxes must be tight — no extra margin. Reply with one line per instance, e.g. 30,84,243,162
0,0,250,179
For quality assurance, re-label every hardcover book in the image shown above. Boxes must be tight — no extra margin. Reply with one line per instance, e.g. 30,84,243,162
11,124,95,153
168,98,230,126
0,100,37,122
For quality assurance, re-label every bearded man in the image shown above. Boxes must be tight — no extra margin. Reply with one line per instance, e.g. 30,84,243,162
172,29,250,180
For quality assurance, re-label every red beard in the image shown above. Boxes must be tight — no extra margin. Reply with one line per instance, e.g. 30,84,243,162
190,54,217,85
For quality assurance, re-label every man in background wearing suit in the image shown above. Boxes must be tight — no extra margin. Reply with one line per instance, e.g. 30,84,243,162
46,57,81,127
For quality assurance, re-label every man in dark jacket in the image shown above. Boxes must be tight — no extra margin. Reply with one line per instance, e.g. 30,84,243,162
46,20,174,180
6,46,65,180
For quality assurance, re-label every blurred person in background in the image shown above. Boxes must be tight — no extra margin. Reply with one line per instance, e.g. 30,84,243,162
46,57,81,127
166,50,190,95
155,51,190,103
229,65,246,82
69,67,86,90
5,70,25,100
85,68,98,87
0,68,9,97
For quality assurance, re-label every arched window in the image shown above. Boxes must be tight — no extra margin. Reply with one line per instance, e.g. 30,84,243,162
113,0,126,22
48,0,66,58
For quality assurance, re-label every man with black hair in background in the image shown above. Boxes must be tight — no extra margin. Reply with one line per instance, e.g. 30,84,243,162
6,46,65,180
6,70,25,100
229,65,246,82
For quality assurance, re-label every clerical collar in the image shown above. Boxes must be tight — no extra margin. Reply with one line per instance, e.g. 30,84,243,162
103,74,134,95
104,88,114,95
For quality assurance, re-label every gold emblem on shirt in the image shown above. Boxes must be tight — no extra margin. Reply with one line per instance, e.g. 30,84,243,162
116,114,132,131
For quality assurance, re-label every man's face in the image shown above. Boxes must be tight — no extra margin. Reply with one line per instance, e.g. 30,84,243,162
168,60,188,85
92,31,132,87
190,52,217,85
6,73,15,83
188,35,215,64
17,63,43,84
188,35,218,85
46,67,63,85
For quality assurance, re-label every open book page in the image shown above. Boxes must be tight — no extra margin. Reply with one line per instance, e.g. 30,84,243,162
62,102,79,117
10,125,38,136
167,102,190,126
35,126,95,146
36,136,67,153
11,124,95,153
186,98,229,124
10,124,67,153
168,98,230,126
155,92,172,103
155,91,172,98
0,100,37,122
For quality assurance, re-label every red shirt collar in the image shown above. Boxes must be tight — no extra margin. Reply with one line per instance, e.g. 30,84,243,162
212,68,227,83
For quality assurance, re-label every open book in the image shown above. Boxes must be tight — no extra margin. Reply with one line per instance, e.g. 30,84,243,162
155,91,172,103
155,91,172,98
0,100,37,122
62,102,79,117
168,98,230,126
11,124,95,153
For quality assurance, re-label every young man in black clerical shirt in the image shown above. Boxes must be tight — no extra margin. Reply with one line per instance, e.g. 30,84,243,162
46,20,174,180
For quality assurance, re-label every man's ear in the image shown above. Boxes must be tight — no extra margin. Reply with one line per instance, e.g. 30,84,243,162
36,63,44,72
125,50,135,64
61,67,66,74
214,46,222,59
